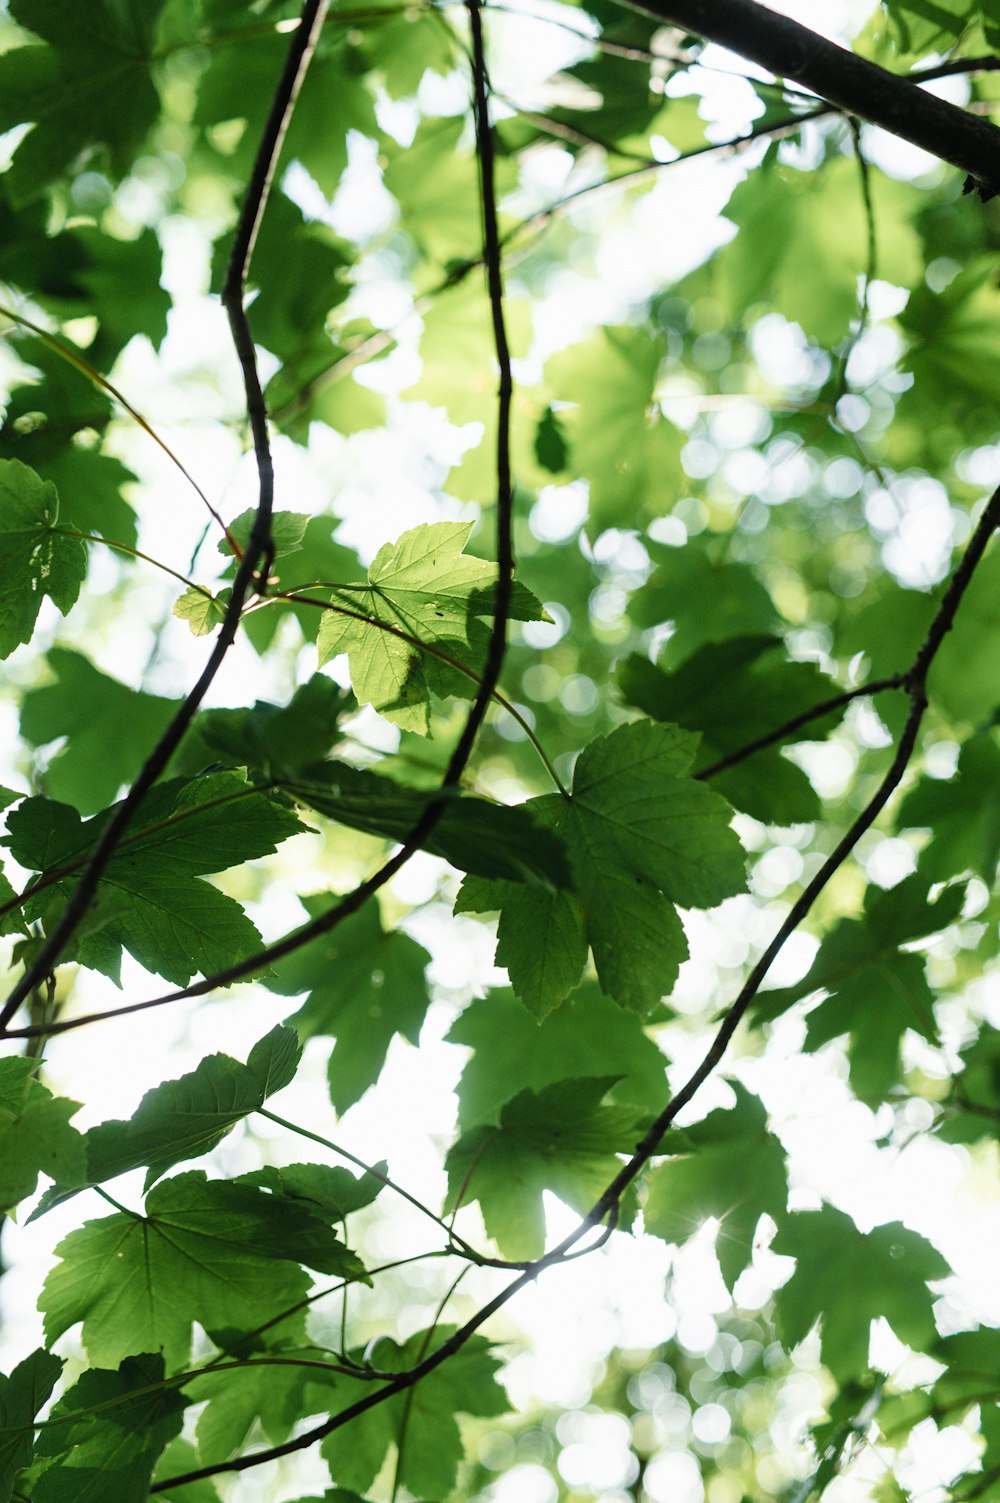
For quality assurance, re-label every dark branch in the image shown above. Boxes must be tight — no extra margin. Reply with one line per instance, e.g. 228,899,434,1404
0,0,331,1031
618,0,1000,197
696,673,908,781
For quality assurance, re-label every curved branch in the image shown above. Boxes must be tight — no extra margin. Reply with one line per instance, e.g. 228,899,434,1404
0,0,332,1030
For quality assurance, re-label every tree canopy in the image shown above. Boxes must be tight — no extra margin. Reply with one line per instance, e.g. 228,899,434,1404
0,0,999,1498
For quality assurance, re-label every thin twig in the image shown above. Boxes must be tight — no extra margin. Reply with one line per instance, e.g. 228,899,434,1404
696,674,908,781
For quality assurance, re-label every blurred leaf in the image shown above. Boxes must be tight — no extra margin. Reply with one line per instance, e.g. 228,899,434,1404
322,1330,509,1497
448,983,671,1129
0,0,166,200
546,326,682,538
20,649,178,814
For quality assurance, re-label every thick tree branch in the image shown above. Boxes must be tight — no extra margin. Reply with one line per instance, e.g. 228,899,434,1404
620,0,1000,197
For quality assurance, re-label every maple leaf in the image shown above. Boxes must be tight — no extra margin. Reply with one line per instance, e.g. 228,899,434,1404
457,720,746,1015
317,522,549,732
0,459,86,659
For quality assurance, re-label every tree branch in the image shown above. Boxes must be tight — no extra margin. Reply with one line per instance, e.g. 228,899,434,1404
618,0,1000,197
0,0,331,1030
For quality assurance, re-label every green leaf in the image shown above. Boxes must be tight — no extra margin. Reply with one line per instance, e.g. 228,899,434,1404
286,761,570,888
322,1330,509,1498
534,405,569,474
628,539,779,664
20,649,178,815
266,897,433,1113
545,326,682,538
772,1206,948,1382
173,586,230,637
0,337,139,543
189,1332,338,1462
0,1348,63,1501
643,1084,788,1289
717,153,921,346
937,1023,1000,1144
239,1161,385,1220
445,1077,647,1259
0,458,87,657
899,734,1000,885
219,508,310,559
32,1026,301,1216
448,984,671,1130
0,0,166,200
756,877,965,1098
616,635,844,823
0,1057,86,1213
40,1171,366,1370
193,25,377,199
317,521,548,733
458,721,746,1015
179,675,347,783
153,1438,222,1502
33,1353,186,1503
382,116,485,265
7,772,305,985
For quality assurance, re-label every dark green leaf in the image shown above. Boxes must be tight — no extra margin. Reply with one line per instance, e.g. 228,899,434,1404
616,635,845,822
0,1348,63,1501
643,1084,787,1289
0,0,166,200
266,897,432,1113
459,721,745,1015
286,761,571,888
772,1207,948,1381
32,1026,301,1216
40,1171,366,1369
445,1077,647,1259
8,773,304,985
33,1353,185,1503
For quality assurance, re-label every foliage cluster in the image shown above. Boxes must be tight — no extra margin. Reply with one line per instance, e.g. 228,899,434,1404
0,0,998,1498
